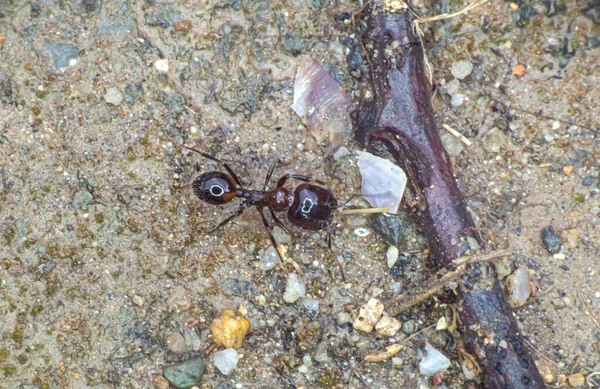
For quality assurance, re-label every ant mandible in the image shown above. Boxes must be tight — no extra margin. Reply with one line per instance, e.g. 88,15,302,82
184,146,339,266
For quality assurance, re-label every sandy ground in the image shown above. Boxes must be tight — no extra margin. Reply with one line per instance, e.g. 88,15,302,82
0,0,599,388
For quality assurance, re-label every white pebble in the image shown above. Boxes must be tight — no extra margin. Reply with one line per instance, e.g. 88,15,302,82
354,228,370,237
155,58,169,72
419,343,450,376
213,348,240,375
505,266,531,308
104,87,123,106
283,273,306,303
298,364,308,373
375,315,401,337
303,355,312,367
451,60,473,80
387,246,399,268
451,93,465,107
260,246,279,271
357,151,407,214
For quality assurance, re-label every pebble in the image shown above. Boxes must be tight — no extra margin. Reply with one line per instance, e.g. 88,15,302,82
441,132,463,156
451,60,474,80
43,39,80,69
303,355,313,367
132,295,145,307
375,315,402,337
260,246,279,271
283,273,306,303
353,298,384,333
483,127,506,153
354,227,371,237
496,259,512,279
166,331,187,354
302,297,319,311
505,266,531,307
167,286,191,311
535,359,555,384
462,359,478,380
551,297,567,309
419,343,450,375
271,226,291,244
386,246,399,268
445,79,460,95
155,58,169,72
392,357,403,367
162,357,206,389
450,93,465,107
333,146,350,160
402,320,416,334
72,190,94,210
210,309,251,348
184,329,203,352
298,364,308,373
213,348,240,375
582,176,596,186
153,375,170,389
541,226,562,254
567,373,585,387
104,87,123,106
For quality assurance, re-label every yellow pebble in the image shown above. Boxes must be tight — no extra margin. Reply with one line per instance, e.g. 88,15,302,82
210,309,251,348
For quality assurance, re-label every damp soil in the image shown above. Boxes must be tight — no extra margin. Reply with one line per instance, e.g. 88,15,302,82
0,0,599,388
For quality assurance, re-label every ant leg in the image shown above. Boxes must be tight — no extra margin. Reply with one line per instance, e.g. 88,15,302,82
204,204,247,235
258,207,286,265
327,231,346,282
269,208,291,235
184,146,244,188
276,174,325,187
263,159,279,191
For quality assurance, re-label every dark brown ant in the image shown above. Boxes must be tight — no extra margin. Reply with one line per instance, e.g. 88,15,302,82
184,146,341,270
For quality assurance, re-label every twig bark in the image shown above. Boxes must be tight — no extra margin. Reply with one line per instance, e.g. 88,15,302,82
354,2,545,388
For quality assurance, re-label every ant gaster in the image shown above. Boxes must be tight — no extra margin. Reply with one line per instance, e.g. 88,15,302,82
185,146,338,265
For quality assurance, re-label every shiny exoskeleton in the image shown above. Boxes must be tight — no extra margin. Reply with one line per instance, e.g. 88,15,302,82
185,146,338,263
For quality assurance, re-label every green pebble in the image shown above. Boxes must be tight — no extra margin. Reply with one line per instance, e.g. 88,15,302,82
574,193,584,203
162,357,206,389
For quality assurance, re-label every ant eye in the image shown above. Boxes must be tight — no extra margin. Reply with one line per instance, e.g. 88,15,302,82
210,185,225,197
194,172,237,205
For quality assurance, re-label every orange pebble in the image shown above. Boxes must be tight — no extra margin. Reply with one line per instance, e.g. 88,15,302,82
512,63,527,76
563,165,574,176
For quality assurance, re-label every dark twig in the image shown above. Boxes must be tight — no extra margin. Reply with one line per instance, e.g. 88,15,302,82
354,2,545,388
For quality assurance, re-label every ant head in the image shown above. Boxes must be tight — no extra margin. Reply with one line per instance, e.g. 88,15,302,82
193,171,237,205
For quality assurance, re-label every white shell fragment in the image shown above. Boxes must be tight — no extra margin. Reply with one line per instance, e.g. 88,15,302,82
419,343,450,376
353,298,384,333
291,56,352,152
505,266,531,308
357,151,407,214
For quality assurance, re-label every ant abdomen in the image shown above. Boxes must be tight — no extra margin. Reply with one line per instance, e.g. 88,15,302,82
288,184,338,230
193,171,237,205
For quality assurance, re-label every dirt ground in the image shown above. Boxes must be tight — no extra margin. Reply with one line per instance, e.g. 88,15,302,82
1,0,599,388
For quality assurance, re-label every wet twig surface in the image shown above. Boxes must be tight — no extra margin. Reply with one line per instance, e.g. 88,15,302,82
354,2,545,387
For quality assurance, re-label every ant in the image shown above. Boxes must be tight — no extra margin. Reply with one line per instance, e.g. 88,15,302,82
184,146,342,271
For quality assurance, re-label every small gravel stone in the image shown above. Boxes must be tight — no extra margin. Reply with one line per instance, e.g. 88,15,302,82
72,190,94,210
333,146,350,160
166,332,186,354
43,39,80,69
132,295,145,306
496,259,512,279
155,58,169,72
271,226,291,244
153,375,170,389
162,357,206,389
441,132,464,156
419,343,450,375
535,359,555,384
375,315,401,336
541,226,562,254
450,93,465,107
402,320,415,334
167,286,191,311
483,127,507,153
298,364,308,373
184,329,203,352
213,348,240,375
353,298,384,333
505,266,531,307
567,373,585,387
582,176,596,186
210,309,251,348
445,79,460,95
302,297,319,311
283,273,306,303
386,246,399,268
451,60,474,80
392,357,403,367
260,246,279,271
104,87,123,106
